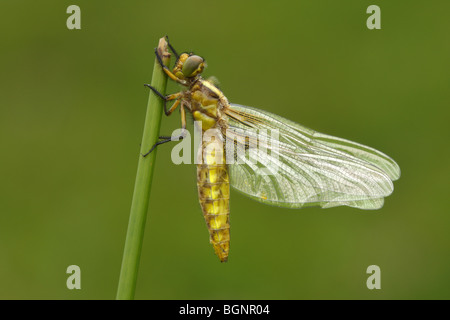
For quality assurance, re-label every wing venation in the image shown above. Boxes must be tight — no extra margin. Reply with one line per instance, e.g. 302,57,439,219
223,104,400,210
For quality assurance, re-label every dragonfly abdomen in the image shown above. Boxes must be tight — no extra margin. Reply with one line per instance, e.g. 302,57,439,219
197,138,230,262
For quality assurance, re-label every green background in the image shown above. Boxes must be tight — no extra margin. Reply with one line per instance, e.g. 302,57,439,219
0,0,449,299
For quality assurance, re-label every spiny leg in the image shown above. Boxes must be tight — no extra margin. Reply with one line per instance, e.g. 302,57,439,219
142,137,173,157
142,104,187,157
164,35,179,60
144,84,182,116
164,99,181,116
142,84,182,156
142,37,187,157
154,47,187,85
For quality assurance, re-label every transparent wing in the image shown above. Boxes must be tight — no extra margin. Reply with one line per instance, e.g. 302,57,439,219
223,104,400,210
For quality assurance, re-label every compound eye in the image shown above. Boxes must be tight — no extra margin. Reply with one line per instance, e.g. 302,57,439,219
182,55,204,77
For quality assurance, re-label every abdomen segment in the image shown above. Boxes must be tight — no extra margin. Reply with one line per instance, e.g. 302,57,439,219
197,139,230,262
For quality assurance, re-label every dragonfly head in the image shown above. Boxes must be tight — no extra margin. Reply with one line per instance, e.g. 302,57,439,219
173,53,205,80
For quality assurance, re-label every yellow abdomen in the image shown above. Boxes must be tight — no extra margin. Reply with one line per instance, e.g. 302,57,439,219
197,137,230,262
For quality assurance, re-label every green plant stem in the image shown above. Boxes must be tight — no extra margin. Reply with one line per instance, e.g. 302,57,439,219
116,37,170,300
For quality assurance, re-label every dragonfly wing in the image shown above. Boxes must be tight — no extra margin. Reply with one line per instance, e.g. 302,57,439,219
312,132,400,181
227,104,400,180
223,104,399,210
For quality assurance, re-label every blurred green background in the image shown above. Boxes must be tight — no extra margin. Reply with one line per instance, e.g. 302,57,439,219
0,0,449,299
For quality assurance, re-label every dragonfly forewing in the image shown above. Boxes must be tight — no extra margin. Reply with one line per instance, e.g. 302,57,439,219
224,103,399,210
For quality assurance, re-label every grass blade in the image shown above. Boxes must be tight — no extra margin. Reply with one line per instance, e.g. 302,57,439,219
116,37,170,300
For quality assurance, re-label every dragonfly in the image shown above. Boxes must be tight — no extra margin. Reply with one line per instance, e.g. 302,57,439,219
145,37,400,262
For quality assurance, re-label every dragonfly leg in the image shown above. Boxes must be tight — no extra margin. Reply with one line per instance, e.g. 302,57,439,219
142,131,187,157
144,83,166,100
142,137,175,157
142,104,187,157
144,84,182,116
164,99,181,116
144,84,181,101
164,35,180,60
154,48,187,85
